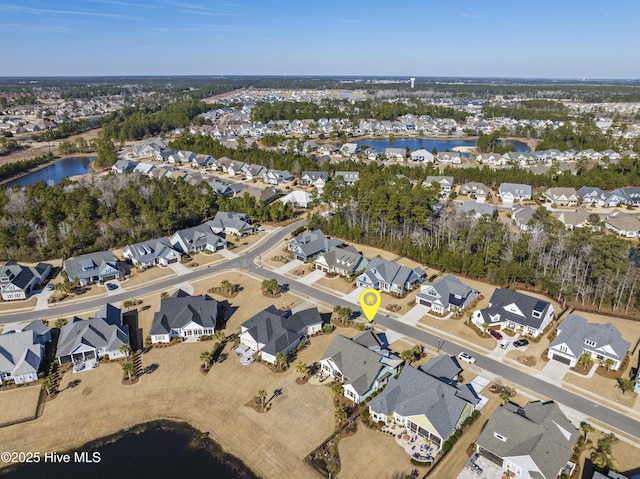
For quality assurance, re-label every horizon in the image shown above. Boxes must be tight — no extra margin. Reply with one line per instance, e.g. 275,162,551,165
1,0,639,78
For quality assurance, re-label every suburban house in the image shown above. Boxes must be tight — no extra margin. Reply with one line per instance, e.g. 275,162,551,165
263,169,292,185
356,257,425,294
499,183,532,203
460,201,496,219
544,187,579,207
369,355,480,452
242,164,267,181
191,154,214,169
239,306,324,364
0,261,51,301
340,143,359,157
64,251,124,286
320,331,403,403
436,152,462,164
111,159,138,174
511,206,536,231
547,314,630,369
471,288,555,338
226,160,247,177
475,400,578,479
410,149,435,163
56,303,129,371
209,211,255,236
554,209,593,230
424,176,455,194
300,171,329,189
150,290,218,344
0,322,50,384
334,171,360,185
416,274,479,314
169,223,227,253
604,210,640,237
576,187,620,208
288,230,344,262
460,182,491,202
123,237,182,269
279,190,312,208
315,245,368,277
384,147,406,161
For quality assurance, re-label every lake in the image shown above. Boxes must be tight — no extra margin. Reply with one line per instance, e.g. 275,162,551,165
0,421,257,479
6,157,94,188
355,137,529,153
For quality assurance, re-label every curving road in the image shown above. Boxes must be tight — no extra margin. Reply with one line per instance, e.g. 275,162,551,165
2,219,639,438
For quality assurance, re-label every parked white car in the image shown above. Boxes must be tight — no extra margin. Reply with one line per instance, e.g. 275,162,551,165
457,352,477,364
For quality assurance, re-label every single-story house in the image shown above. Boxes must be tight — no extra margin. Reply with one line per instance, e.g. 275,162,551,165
475,400,578,479
64,251,124,286
459,201,495,219
511,206,536,231
263,169,292,185
279,190,313,208
150,290,218,344
424,176,455,194
239,306,324,364
320,331,403,403
604,210,640,237
459,182,491,201
0,260,51,301
471,288,555,338
554,209,593,230
369,355,479,452
416,274,479,314
209,211,255,236
410,149,435,163
334,171,360,185
288,230,344,262
123,237,182,269
315,245,368,277
56,303,129,371
384,147,406,161
170,223,227,253
356,257,425,294
547,313,630,369
0,326,48,385
111,159,139,174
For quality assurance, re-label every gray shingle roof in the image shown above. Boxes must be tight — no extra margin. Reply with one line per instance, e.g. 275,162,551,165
151,290,218,336
360,257,424,289
0,260,51,290
241,306,322,356
317,245,367,274
124,237,181,264
64,251,120,282
0,330,42,377
550,314,630,363
369,359,478,440
289,230,344,259
209,211,253,235
57,304,128,358
478,288,553,330
417,274,478,310
476,401,577,479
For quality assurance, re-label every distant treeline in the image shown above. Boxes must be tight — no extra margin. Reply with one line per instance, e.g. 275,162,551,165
0,153,54,180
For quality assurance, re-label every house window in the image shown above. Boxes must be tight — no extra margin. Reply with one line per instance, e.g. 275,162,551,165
584,339,596,347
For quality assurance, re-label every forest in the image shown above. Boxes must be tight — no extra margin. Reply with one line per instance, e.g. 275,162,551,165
0,174,293,262
313,165,640,313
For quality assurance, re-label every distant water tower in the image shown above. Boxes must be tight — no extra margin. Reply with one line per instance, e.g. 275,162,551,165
410,78,415,88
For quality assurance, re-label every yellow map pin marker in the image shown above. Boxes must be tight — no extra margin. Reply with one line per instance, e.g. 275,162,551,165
360,288,381,323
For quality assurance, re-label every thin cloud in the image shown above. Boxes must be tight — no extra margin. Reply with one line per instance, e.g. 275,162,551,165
0,4,139,20
165,1,241,16
84,0,152,8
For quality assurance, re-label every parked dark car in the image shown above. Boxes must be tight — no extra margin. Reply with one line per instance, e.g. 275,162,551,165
513,339,529,348
490,330,503,340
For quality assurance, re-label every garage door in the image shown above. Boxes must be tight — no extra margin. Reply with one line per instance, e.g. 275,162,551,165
552,354,572,365
418,298,431,307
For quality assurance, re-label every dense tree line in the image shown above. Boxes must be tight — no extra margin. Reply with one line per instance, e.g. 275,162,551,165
0,173,293,262
0,138,27,156
33,118,98,142
312,167,640,312
482,100,572,122
476,131,516,154
536,122,614,151
0,153,54,180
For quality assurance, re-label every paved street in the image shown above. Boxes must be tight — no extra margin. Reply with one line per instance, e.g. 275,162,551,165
1,218,639,439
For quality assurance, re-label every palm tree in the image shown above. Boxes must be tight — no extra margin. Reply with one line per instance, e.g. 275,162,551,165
295,361,307,380
602,358,616,372
616,377,635,395
258,389,268,409
275,352,287,370
54,318,67,329
401,349,415,364
580,421,594,443
122,299,133,311
334,406,348,425
220,280,236,295
579,352,594,371
200,351,213,369
119,343,132,358
122,360,135,383
261,279,280,296
160,291,169,299
41,376,53,397
331,381,344,397
481,323,490,336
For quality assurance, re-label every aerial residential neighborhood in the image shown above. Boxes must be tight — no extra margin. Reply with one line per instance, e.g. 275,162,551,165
2,69,640,479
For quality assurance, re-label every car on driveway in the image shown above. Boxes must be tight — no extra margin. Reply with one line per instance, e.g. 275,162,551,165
457,352,476,364
490,330,503,340
513,339,529,348
45,283,54,291
106,283,118,291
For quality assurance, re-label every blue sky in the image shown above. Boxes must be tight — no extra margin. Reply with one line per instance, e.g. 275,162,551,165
0,0,638,78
